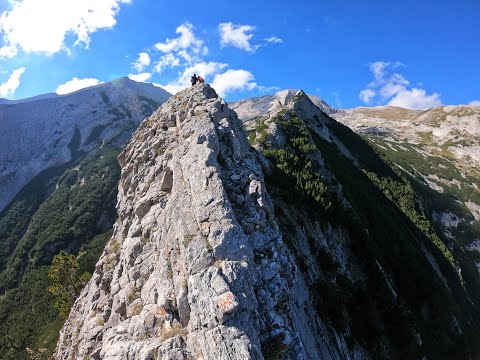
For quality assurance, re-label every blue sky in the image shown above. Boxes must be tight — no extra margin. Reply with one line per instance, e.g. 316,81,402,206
0,0,479,109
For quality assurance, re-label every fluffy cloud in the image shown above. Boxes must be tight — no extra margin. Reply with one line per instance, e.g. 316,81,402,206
155,22,206,57
147,22,207,77
147,22,273,98
388,88,442,109
56,77,100,95
265,36,283,44
0,45,17,58
469,100,480,107
0,67,26,97
128,72,152,82
219,22,257,52
154,53,180,73
0,0,130,56
211,69,258,97
133,52,151,72
359,61,442,110
359,89,375,104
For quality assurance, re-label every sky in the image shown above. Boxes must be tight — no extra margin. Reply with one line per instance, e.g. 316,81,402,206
0,0,479,109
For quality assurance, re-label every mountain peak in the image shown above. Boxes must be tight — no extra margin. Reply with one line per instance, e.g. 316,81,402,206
0,78,172,213
230,89,335,122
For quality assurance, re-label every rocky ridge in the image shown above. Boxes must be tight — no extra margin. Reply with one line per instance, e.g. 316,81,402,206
334,105,480,170
230,89,335,131
55,85,365,359
55,85,480,359
233,93,480,285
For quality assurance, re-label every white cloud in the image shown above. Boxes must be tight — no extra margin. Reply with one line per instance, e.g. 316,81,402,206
218,22,257,52
150,22,207,77
56,77,100,95
388,88,441,109
154,53,180,73
128,72,152,82
0,67,25,97
155,22,206,56
469,100,480,107
133,52,151,72
0,0,130,56
359,61,442,110
149,22,272,98
211,69,258,97
359,89,375,104
0,45,17,58
265,36,283,44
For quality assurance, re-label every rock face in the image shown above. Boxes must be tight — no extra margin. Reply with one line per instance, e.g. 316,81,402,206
230,89,335,130
56,85,479,359
0,77,171,213
55,85,364,359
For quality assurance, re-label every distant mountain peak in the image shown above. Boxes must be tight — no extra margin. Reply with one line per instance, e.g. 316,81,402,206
0,79,171,213
230,88,336,123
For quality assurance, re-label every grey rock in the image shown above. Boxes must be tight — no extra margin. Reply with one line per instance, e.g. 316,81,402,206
55,84,368,360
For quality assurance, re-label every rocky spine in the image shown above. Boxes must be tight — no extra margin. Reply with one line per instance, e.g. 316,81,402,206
55,85,359,359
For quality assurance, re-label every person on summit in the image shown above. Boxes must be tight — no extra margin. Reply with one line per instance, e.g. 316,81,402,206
191,74,198,86
197,75,205,84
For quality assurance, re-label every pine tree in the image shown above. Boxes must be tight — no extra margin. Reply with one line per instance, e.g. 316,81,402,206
47,251,91,317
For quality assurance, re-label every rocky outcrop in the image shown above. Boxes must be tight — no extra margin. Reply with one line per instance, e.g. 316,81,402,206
55,85,364,359
229,89,335,131
55,85,479,359
0,77,171,213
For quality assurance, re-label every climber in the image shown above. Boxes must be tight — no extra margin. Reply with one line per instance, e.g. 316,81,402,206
197,75,205,84
191,74,198,86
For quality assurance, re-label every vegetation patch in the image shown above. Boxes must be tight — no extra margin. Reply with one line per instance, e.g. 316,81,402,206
47,251,91,317
158,324,187,343
262,113,337,218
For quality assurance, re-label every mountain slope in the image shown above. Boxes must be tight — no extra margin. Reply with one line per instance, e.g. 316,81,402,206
55,85,479,359
0,79,170,359
332,105,480,281
246,91,479,359
0,149,118,359
0,77,171,213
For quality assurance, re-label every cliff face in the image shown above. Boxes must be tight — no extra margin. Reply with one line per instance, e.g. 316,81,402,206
55,85,364,359
56,85,479,359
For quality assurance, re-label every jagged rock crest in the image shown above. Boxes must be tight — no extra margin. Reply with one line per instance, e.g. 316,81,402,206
56,85,359,359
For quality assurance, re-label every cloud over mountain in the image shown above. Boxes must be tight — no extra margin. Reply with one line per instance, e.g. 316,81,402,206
359,61,442,110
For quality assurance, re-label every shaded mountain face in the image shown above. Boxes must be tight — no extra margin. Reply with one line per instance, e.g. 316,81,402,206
0,77,171,213
56,85,479,359
333,106,480,281
234,92,480,297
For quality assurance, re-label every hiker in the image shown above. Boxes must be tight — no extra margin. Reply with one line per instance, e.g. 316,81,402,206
197,75,205,84
191,74,198,86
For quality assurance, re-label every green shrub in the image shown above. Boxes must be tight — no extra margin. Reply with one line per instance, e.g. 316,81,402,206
47,251,91,318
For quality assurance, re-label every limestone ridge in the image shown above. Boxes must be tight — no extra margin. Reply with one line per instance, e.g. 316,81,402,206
55,84,342,359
